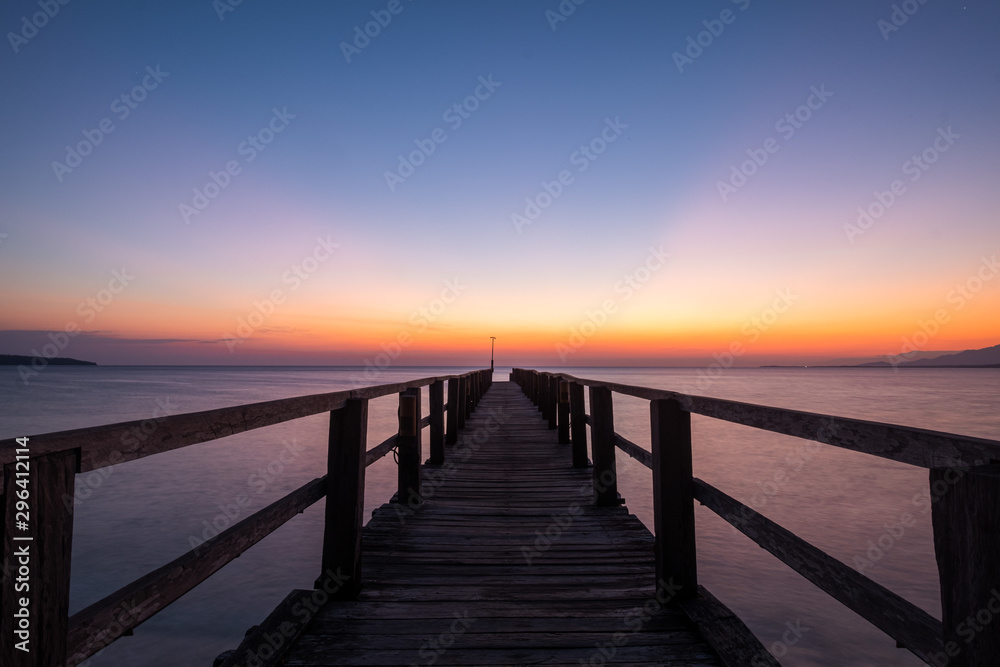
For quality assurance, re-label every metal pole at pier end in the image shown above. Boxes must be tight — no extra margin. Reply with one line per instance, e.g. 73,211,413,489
490,336,496,372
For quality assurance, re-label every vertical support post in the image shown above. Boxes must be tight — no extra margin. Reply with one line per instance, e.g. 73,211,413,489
397,389,422,506
931,464,1000,666
588,386,618,506
650,398,697,601
538,373,547,415
463,377,472,420
318,399,367,599
429,380,444,464
456,377,466,430
1,450,77,667
570,382,589,468
557,380,570,443
547,376,558,429
446,377,459,444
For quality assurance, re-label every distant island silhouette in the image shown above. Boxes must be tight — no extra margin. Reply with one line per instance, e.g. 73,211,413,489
762,343,1000,368
0,354,96,366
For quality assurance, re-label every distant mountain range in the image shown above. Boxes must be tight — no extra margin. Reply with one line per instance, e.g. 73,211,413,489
857,343,1000,368
0,354,96,366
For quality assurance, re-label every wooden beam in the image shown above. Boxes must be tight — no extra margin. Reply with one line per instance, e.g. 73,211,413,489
456,377,466,431
557,381,570,444
693,477,943,660
1,450,77,667
446,377,459,445
397,390,421,506
542,372,1000,469
428,380,445,464
569,382,589,469
614,433,652,469
931,464,1000,667
547,376,558,429
588,386,618,507
651,399,697,601
66,477,326,665
320,398,368,600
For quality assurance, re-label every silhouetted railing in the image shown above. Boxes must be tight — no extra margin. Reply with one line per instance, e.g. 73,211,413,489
0,369,492,667
511,367,1000,667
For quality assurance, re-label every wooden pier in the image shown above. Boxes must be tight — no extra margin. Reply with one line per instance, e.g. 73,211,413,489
2,368,1000,666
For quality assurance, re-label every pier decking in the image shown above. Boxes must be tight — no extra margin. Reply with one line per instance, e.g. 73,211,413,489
259,381,750,666
4,367,1000,666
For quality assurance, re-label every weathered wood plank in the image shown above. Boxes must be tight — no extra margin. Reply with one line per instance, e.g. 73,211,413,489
693,476,943,660
67,476,326,666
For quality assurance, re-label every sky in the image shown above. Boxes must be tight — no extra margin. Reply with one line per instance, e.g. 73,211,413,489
1,0,998,366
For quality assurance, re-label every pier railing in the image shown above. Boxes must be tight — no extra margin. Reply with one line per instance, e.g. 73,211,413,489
0,368,492,667
511,367,1000,667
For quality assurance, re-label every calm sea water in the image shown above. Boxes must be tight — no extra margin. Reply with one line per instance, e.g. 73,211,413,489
1,365,997,666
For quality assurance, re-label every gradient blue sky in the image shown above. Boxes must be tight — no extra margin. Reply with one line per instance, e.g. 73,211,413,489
1,0,998,365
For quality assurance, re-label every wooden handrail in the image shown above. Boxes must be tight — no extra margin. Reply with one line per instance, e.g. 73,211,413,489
511,367,1000,666
524,369,1000,469
0,368,492,667
0,372,475,484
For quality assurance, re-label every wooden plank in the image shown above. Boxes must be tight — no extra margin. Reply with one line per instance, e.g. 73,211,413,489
1,450,77,667
364,433,396,467
66,476,326,665
931,464,1000,667
218,589,319,667
651,399,697,600
692,476,943,660
615,432,652,469
679,586,779,667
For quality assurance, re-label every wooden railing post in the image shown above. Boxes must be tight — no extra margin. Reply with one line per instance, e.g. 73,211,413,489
446,377,460,444
570,382,589,468
463,376,472,420
538,373,547,415
1,450,77,667
547,376,558,429
456,377,466,430
650,398,697,600
428,380,444,464
397,389,421,506
318,399,367,599
558,380,570,443
588,386,618,506
931,464,1000,666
